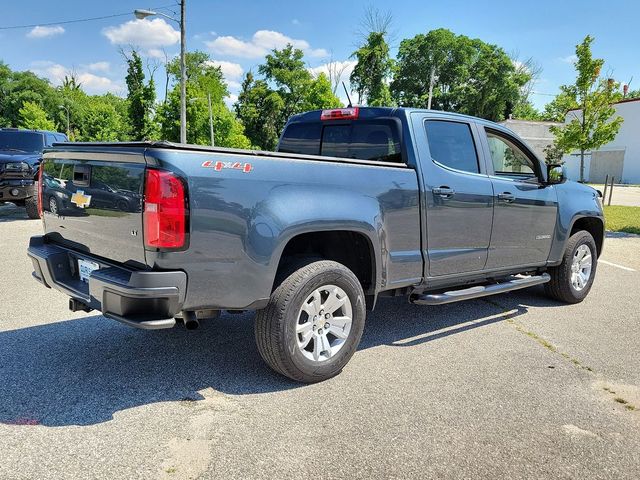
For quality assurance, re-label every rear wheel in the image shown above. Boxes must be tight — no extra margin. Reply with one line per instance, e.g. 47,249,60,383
255,260,366,383
25,195,39,219
544,230,597,303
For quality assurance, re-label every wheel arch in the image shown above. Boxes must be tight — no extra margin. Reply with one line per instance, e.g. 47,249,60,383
272,228,380,302
569,215,605,257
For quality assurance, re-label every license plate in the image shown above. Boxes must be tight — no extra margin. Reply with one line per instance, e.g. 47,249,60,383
78,259,99,283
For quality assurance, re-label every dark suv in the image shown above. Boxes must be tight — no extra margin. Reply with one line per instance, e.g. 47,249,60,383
0,128,68,218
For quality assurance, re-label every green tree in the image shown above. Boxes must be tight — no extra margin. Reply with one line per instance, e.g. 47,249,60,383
18,101,55,130
549,36,623,182
235,72,285,150
0,67,61,128
350,8,394,106
159,51,251,148
80,99,122,141
391,29,530,121
236,45,340,150
124,50,156,140
512,101,543,120
542,87,579,122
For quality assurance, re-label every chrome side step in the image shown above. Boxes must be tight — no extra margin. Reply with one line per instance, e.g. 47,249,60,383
410,273,550,306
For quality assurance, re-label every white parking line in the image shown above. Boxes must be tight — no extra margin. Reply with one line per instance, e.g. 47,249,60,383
599,259,636,272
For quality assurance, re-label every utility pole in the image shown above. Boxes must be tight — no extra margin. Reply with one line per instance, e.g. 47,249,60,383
134,2,186,143
207,92,214,146
179,0,187,144
427,65,436,110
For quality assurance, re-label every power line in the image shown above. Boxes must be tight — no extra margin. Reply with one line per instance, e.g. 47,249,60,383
0,4,177,30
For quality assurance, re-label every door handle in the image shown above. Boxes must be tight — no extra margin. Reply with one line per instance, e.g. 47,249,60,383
433,186,455,198
497,192,515,203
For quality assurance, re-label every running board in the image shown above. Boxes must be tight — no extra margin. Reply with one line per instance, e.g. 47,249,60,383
410,274,550,306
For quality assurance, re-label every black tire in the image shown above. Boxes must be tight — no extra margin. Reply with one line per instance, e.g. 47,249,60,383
544,230,598,303
255,260,366,383
25,195,40,219
116,200,129,211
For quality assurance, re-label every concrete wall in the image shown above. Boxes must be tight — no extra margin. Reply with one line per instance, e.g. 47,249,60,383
563,99,640,184
499,119,561,160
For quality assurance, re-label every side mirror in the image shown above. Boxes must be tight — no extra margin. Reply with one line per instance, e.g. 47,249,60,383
547,164,566,185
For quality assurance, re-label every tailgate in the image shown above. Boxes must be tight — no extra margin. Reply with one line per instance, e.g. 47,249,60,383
41,149,147,266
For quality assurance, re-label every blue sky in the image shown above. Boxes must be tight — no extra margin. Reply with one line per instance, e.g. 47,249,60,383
1,0,638,110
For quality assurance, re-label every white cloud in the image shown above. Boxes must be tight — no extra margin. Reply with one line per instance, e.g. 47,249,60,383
27,25,65,39
87,61,110,73
29,61,122,95
560,54,578,65
308,60,357,80
103,18,179,48
205,60,244,80
206,30,329,59
147,48,166,59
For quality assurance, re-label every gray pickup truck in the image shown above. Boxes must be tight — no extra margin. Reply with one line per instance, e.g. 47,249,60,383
28,107,604,382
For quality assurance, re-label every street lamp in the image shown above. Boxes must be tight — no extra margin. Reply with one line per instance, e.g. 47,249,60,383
134,2,187,144
58,105,70,137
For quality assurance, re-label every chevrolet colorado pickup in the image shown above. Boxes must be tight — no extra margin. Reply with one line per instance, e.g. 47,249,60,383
0,128,68,218
28,107,604,382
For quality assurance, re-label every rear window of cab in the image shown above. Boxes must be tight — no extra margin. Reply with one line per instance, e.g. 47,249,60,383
278,120,402,163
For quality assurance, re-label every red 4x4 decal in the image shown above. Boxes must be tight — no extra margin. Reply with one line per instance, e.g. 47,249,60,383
202,160,252,173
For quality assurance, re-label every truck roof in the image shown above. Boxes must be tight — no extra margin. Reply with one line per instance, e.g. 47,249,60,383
287,106,507,129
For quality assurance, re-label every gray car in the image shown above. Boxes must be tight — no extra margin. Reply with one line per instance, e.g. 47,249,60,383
27,107,604,382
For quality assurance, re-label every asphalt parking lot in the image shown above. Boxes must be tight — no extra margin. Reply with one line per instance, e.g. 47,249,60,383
1,203,639,480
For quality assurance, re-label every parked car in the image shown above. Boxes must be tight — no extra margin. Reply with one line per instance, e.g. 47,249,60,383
0,128,68,218
27,107,604,382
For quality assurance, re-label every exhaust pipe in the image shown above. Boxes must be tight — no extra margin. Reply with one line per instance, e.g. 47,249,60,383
182,310,199,330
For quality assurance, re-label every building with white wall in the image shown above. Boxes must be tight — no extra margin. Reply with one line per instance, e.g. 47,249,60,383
563,98,640,184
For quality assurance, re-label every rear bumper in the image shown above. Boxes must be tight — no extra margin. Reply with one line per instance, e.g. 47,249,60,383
27,235,186,329
0,179,36,201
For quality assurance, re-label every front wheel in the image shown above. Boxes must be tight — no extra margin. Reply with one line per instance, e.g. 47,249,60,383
25,195,40,219
255,260,366,383
544,230,598,303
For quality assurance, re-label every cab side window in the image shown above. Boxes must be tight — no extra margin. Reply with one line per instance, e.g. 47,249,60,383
486,131,538,179
424,120,479,174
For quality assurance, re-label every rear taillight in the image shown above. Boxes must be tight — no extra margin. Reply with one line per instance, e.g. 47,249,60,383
320,107,359,121
37,164,43,218
143,169,187,250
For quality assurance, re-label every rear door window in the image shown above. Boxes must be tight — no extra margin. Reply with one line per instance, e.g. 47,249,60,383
424,120,479,174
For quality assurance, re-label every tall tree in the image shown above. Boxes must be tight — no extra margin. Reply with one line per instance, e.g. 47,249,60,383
18,101,55,130
159,51,251,148
542,87,580,122
391,29,531,121
124,50,156,140
236,45,340,150
350,8,394,106
549,36,623,182
235,72,285,150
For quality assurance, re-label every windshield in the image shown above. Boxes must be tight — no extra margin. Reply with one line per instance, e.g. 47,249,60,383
0,131,45,153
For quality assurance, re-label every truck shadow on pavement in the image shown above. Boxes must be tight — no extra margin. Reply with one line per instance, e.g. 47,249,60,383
0,286,561,427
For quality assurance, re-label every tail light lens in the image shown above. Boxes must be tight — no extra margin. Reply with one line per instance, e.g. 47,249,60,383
37,164,43,218
143,169,187,250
